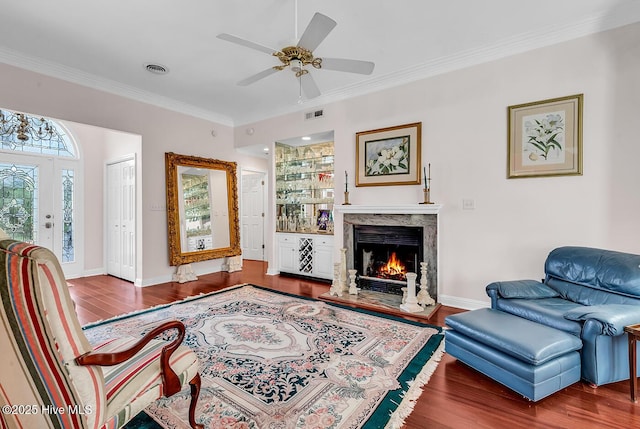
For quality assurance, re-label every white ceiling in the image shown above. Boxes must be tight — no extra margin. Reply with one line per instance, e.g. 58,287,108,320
2,0,640,126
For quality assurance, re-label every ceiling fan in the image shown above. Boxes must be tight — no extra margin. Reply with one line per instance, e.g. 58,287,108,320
216,12,375,99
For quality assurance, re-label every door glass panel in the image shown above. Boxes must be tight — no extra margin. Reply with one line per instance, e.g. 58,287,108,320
0,163,38,242
0,109,83,278
0,109,75,157
61,169,74,262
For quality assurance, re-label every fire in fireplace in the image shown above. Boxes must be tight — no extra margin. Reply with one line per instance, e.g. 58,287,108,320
354,225,423,295
369,252,406,280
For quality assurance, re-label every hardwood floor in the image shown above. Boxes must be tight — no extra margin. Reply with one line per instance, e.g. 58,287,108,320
68,260,640,428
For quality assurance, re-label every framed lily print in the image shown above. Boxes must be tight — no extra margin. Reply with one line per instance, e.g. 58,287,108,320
356,122,422,187
507,94,583,178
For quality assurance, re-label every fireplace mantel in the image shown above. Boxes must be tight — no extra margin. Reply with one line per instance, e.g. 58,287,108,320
339,204,441,302
335,204,443,215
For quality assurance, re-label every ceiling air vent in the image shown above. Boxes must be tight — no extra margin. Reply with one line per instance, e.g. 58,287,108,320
144,63,169,75
305,109,324,120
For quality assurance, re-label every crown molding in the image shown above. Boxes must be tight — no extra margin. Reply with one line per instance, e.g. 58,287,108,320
233,7,640,125
2,4,639,128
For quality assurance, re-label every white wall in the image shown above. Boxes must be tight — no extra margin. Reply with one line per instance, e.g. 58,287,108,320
0,63,268,284
1,21,637,302
235,22,640,308
59,120,142,275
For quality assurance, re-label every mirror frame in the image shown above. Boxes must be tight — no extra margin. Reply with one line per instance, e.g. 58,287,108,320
165,152,241,266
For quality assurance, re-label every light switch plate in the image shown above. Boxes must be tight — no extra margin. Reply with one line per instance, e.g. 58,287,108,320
462,199,475,210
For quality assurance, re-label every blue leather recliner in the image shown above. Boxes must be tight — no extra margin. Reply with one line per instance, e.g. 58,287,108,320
486,246,640,386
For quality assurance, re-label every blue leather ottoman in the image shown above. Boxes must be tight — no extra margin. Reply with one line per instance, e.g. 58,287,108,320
445,308,582,401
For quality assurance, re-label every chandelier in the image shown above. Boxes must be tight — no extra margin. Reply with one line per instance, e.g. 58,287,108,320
0,109,64,145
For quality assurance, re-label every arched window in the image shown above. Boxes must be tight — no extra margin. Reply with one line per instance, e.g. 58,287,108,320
0,109,76,157
0,108,79,265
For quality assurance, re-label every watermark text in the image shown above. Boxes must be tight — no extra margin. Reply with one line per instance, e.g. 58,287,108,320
2,404,93,415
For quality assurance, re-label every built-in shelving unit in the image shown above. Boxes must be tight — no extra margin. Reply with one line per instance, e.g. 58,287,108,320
275,139,334,280
275,141,334,234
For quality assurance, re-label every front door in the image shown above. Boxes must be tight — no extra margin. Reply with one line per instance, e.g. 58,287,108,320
0,153,83,277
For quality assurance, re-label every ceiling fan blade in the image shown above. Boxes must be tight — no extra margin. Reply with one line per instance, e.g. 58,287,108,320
299,73,321,99
217,33,277,55
237,68,279,86
297,13,337,51
320,58,375,75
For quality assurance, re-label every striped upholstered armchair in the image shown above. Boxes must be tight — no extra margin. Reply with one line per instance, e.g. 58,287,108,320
0,240,203,429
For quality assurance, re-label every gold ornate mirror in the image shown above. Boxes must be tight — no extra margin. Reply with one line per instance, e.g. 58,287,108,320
165,152,241,266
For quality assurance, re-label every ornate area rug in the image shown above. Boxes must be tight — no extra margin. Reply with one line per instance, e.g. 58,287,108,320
83,284,444,429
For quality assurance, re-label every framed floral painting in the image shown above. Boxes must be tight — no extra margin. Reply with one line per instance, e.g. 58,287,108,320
507,94,583,178
355,122,422,187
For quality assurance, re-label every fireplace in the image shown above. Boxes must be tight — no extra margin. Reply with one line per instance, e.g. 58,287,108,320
338,204,441,303
354,225,423,295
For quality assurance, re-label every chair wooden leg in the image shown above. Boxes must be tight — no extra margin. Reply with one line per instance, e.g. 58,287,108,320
188,373,204,429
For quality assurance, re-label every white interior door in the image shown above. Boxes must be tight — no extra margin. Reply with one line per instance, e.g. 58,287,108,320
241,171,265,261
106,158,135,281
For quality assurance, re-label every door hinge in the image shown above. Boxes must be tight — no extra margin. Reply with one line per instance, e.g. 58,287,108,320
262,212,265,217
262,244,265,249
261,180,265,186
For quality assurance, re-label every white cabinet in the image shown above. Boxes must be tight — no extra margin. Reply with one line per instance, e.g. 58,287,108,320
313,236,334,279
278,234,297,273
276,233,334,280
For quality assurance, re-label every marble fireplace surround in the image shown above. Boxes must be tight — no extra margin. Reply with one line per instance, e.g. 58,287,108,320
336,204,442,302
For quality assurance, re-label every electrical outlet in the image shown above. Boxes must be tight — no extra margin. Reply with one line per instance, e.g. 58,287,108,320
462,199,475,210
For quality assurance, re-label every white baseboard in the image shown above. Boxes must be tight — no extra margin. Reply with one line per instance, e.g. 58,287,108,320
438,294,490,311
138,265,226,287
138,274,173,287
76,266,490,309
81,267,106,278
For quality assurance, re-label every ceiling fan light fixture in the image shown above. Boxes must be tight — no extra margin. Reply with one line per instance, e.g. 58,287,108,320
290,59,302,73
217,11,374,100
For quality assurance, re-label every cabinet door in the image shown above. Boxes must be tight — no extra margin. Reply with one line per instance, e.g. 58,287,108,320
278,235,297,273
314,237,334,280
